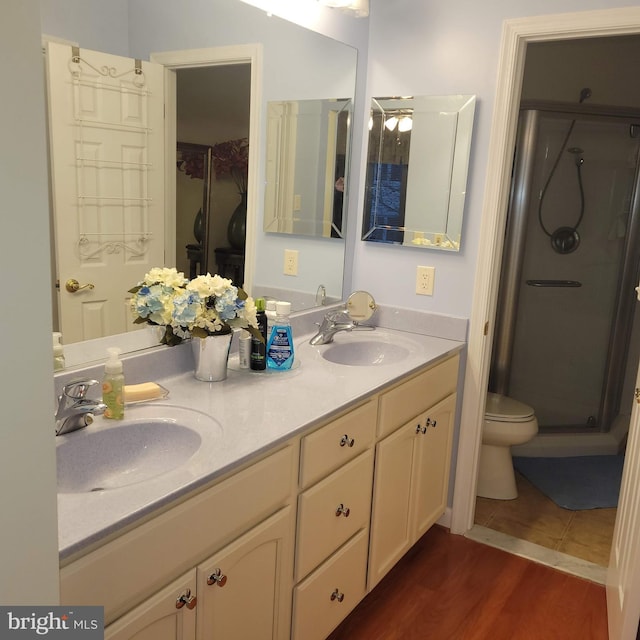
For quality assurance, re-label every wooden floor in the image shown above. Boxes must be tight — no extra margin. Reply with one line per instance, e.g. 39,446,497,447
328,526,608,640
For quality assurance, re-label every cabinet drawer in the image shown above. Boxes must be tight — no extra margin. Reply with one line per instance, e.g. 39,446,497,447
299,399,377,489
295,449,373,581
61,444,297,625
292,529,368,640
378,353,459,438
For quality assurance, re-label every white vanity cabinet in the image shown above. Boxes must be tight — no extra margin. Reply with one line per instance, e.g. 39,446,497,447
103,507,293,640
59,348,462,640
368,356,459,589
291,399,377,640
60,444,298,640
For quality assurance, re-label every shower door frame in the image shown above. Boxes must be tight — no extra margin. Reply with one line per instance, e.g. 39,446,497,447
492,102,640,432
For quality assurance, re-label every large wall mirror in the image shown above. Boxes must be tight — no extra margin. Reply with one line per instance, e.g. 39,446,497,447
362,95,476,251
41,0,357,363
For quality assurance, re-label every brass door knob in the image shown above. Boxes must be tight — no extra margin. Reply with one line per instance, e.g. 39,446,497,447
65,279,95,293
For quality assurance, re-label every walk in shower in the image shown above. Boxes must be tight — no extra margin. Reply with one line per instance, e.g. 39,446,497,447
491,97,640,451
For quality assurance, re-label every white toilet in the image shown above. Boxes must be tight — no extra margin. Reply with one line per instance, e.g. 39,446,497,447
476,392,538,500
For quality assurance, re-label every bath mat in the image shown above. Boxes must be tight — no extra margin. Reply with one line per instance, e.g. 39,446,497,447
512,454,625,510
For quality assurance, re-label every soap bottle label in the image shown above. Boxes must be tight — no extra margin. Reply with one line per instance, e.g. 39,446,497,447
103,377,124,419
267,327,294,369
250,311,267,370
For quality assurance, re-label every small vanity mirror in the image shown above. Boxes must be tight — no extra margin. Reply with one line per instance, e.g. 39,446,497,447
264,98,351,238
345,290,377,323
362,95,476,251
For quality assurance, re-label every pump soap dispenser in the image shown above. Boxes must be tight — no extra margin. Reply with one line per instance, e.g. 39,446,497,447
103,348,125,419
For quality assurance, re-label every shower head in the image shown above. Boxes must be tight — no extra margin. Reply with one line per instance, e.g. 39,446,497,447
567,146,584,166
579,87,592,103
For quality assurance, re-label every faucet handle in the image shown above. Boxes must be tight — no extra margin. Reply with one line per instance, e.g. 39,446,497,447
63,379,100,399
326,309,350,322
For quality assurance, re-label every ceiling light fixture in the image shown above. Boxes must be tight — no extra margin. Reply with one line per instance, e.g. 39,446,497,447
317,0,369,17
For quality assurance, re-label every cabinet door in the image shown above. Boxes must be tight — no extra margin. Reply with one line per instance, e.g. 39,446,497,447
367,419,420,589
412,394,456,540
196,507,293,640
105,570,196,640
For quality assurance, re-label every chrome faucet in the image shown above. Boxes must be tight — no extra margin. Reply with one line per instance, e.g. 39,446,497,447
55,379,107,436
309,309,374,346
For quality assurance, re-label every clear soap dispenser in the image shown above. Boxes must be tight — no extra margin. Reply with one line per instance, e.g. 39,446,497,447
102,347,125,419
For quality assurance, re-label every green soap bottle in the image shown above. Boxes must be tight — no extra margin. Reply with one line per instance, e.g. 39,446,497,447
102,347,125,420
250,298,267,371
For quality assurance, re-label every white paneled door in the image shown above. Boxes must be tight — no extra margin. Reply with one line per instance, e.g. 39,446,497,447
607,291,640,639
46,42,165,343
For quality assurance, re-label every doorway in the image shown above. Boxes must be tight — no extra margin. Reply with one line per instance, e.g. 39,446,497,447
473,33,640,573
150,44,262,295
175,64,251,283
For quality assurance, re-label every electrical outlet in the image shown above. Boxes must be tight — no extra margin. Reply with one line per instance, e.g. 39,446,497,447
416,265,435,295
284,249,299,276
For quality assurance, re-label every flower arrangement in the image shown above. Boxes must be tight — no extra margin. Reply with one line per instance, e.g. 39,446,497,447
177,150,205,180
129,267,259,346
177,138,249,193
211,137,249,193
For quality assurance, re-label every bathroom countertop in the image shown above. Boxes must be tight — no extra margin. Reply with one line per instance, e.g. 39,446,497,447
57,327,464,562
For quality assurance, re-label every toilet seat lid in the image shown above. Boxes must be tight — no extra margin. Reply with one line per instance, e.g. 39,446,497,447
485,393,535,421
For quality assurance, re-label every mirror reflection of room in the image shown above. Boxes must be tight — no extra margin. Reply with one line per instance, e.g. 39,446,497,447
264,98,351,238
363,95,476,251
176,65,250,285
44,0,358,355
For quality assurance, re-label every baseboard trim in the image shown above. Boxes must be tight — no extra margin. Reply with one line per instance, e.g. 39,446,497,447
437,507,452,529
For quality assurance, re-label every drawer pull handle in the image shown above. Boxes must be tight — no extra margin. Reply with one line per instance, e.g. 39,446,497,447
207,569,228,587
331,588,345,603
335,503,351,517
415,423,427,435
340,434,355,447
176,589,197,610
426,418,438,428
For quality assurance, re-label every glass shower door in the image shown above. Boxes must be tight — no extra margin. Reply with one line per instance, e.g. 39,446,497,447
506,113,640,431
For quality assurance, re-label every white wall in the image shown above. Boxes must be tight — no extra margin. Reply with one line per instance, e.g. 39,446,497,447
0,0,59,604
40,0,130,54
355,0,640,321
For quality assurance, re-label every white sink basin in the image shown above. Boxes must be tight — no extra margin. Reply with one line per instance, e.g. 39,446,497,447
56,405,220,493
320,335,412,366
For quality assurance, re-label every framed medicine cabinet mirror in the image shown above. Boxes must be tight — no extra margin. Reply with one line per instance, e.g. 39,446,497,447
264,98,351,239
362,94,476,251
